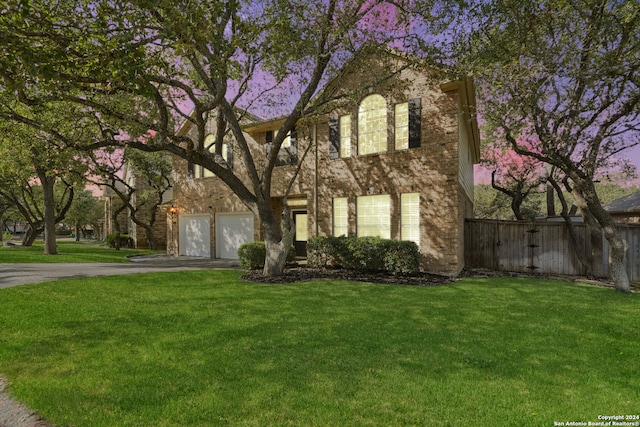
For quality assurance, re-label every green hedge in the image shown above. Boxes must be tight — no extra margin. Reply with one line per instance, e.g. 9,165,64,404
307,236,420,276
237,241,297,270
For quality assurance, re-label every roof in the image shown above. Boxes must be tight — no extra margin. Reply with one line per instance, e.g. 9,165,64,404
604,191,640,213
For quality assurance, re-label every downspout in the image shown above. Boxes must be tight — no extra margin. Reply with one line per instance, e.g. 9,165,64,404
314,121,319,237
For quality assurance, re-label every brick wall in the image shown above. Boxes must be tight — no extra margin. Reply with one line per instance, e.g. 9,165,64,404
170,61,477,274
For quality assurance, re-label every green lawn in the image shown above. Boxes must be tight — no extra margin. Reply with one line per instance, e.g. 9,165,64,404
0,271,638,426
0,239,163,263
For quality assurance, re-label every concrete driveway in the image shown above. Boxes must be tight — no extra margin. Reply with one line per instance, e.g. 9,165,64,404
0,256,242,289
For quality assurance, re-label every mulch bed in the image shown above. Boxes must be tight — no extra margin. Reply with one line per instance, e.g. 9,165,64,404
241,265,456,286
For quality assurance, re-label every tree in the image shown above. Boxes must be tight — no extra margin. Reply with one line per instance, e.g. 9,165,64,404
89,147,172,250
0,0,440,276
0,103,89,251
66,189,103,241
481,136,546,220
462,0,640,292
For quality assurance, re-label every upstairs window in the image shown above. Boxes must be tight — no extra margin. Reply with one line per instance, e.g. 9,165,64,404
340,115,351,157
266,128,297,166
203,134,216,178
358,94,387,155
329,115,351,159
202,134,233,177
395,102,409,150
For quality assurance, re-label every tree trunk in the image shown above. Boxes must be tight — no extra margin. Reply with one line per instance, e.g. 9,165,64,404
262,205,294,277
604,223,630,293
37,172,58,255
573,182,630,293
22,224,42,246
143,224,157,250
570,187,606,278
546,182,555,217
75,222,81,241
548,177,594,276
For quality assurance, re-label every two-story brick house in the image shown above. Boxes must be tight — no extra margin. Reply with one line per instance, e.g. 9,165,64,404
169,57,480,275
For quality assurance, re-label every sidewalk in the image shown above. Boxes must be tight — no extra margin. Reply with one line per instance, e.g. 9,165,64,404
0,256,241,289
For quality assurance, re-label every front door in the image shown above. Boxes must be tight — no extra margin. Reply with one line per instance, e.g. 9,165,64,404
293,211,308,257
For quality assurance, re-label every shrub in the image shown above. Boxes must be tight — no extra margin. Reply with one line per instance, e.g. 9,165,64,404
237,241,296,270
383,240,421,276
306,236,420,275
2,231,13,242
105,234,134,249
307,236,348,267
343,236,389,272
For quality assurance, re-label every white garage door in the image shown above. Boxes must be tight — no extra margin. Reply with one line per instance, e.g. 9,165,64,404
216,213,254,259
179,214,211,257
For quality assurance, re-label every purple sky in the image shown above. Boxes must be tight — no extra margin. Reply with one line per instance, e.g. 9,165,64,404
475,145,640,186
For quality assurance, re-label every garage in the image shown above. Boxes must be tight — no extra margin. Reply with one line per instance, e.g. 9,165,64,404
216,213,254,259
178,214,211,257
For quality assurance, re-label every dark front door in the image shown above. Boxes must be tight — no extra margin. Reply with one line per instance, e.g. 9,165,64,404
293,211,308,257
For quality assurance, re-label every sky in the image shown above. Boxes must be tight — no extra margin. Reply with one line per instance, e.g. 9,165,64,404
475,144,640,187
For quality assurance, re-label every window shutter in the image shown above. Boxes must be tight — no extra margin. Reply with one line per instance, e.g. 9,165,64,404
329,117,339,159
408,98,421,148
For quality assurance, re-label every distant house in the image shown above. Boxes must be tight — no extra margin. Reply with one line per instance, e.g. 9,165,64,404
102,161,173,249
604,191,640,223
169,53,481,274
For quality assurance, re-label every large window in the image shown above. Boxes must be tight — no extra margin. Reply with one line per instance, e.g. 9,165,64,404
340,115,351,158
358,94,387,155
401,193,420,246
356,194,390,239
333,197,348,237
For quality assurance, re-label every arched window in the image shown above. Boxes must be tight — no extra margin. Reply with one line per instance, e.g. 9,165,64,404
358,94,387,155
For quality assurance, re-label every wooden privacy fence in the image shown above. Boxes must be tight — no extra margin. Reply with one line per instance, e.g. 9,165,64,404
465,219,640,281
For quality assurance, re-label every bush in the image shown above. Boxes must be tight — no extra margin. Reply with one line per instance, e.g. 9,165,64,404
307,236,348,267
237,241,296,270
340,236,385,271
105,233,134,249
2,231,13,242
383,240,421,276
306,236,420,275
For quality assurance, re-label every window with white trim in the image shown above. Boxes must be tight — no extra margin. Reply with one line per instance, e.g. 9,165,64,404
339,115,351,157
356,194,390,239
395,102,409,150
358,94,387,155
203,134,216,178
333,197,348,237
401,193,420,246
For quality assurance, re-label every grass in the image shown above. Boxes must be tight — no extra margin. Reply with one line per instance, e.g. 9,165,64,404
0,239,163,263
0,271,638,426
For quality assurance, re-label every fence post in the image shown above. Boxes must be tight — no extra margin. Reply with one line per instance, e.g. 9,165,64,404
526,222,539,272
